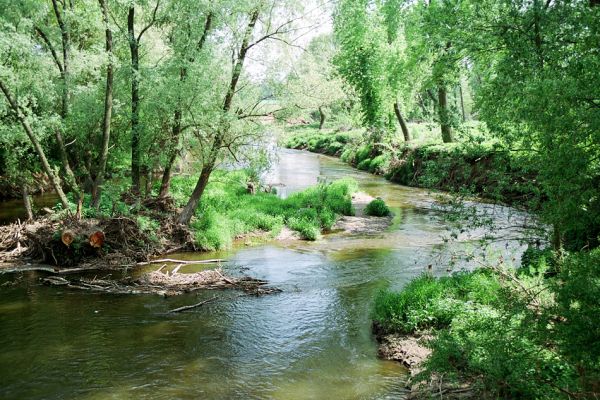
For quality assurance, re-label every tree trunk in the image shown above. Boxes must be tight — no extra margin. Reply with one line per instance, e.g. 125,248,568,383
0,80,70,209
458,82,466,122
318,106,326,129
92,0,114,208
159,110,181,198
438,86,453,143
128,6,141,195
176,165,213,225
159,12,213,198
177,10,259,226
47,1,79,195
22,184,33,221
393,102,411,142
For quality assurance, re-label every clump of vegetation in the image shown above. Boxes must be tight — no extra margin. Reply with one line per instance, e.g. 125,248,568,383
374,250,600,399
175,171,357,250
364,198,391,217
284,126,362,156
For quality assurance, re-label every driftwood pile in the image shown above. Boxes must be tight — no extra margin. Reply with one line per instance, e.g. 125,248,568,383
41,266,280,296
0,215,170,268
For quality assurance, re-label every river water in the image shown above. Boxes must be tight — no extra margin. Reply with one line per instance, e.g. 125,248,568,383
0,149,526,399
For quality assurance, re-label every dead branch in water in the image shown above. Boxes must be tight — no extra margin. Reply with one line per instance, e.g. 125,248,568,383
137,258,226,266
168,296,218,313
0,263,107,275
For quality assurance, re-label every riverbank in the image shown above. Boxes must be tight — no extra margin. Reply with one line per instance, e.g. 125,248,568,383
283,125,538,208
0,169,395,273
372,253,600,399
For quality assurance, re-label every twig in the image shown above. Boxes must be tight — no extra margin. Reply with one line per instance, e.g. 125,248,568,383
167,296,218,313
172,264,183,274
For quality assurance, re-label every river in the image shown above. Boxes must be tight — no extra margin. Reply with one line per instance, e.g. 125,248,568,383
0,149,526,399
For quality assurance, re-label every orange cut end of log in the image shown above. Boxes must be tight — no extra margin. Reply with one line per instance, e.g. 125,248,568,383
61,230,75,247
89,231,105,248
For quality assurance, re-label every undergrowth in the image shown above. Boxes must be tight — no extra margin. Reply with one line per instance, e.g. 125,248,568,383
373,250,600,399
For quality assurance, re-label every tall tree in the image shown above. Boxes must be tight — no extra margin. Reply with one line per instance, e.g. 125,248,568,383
128,0,161,195
91,0,114,208
177,9,260,225
158,9,213,199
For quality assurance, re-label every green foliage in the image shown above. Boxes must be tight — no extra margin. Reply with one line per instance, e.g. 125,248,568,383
177,171,357,250
552,249,600,389
375,249,600,398
356,158,371,171
364,198,390,217
427,307,574,399
373,271,501,333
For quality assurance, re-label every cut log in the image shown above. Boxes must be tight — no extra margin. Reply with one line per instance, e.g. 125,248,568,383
61,230,75,247
89,231,105,248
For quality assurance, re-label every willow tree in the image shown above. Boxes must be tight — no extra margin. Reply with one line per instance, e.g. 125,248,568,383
176,1,310,225
334,0,415,141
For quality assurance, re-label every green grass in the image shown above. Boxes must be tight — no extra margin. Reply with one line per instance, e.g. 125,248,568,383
373,251,600,399
170,171,357,250
364,198,391,217
373,271,502,333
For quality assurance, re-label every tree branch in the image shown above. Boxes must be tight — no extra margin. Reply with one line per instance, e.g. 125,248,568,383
137,0,161,42
34,27,64,74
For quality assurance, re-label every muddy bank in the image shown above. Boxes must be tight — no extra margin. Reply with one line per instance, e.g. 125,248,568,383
374,324,473,399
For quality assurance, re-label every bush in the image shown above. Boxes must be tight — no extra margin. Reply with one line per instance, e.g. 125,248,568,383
552,249,600,390
426,308,574,399
373,271,501,333
364,198,391,217
357,158,371,171
374,258,596,399
368,154,388,173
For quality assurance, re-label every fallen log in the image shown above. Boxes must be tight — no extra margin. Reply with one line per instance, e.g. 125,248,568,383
167,296,218,313
0,263,106,275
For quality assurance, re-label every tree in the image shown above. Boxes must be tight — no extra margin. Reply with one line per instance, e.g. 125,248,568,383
91,0,114,208
278,34,346,130
127,0,161,195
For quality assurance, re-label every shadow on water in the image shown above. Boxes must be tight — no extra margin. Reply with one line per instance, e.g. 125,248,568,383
0,149,526,399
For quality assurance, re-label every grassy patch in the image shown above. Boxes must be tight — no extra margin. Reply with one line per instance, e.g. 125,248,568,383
169,171,357,250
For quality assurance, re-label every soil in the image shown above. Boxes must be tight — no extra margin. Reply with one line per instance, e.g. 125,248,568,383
373,323,474,399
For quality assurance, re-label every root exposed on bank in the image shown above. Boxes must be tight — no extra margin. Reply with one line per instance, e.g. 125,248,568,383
42,267,281,296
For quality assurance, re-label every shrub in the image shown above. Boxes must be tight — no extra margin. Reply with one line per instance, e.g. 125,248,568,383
340,148,355,163
552,249,600,390
357,158,372,171
355,144,372,164
364,198,391,217
368,154,388,173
